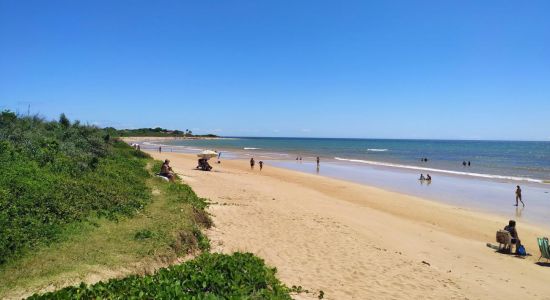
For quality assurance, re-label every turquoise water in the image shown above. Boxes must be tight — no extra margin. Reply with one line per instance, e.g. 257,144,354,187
150,137,550,182
139,137,550,227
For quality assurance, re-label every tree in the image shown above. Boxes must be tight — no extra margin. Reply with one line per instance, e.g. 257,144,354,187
59,113,70,128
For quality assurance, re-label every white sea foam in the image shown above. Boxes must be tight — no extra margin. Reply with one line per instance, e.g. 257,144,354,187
367,148,388,152
244,147,261,150
333,157,545,183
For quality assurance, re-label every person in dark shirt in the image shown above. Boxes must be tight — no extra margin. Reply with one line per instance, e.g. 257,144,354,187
259,161,263,171
250,157,255,170
504,220,521,253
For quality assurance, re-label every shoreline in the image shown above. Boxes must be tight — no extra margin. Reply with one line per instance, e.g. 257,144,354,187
144,150,550,299
125,138,550,229
128,137,550,184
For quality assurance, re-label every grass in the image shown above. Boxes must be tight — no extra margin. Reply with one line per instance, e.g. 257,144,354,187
0,111,293,299
0,175,212,299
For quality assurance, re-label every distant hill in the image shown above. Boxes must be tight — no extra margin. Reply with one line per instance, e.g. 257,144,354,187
104,127,219,138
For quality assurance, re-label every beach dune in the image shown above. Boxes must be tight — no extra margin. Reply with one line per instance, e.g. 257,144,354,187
148,151,550,299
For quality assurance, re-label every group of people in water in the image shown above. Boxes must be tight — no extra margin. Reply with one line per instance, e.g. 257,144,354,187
462,160,471,166
419,173,432,181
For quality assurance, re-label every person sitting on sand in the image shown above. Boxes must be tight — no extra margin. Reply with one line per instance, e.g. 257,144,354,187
419,174,425,180
160,159,174,181
515,185,525,207
250,157,255,170
426,174,432,181
504,220,522,253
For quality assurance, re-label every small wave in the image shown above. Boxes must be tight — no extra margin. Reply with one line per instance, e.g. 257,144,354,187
244,147,260,150
333,157,545,183
367,148,388,152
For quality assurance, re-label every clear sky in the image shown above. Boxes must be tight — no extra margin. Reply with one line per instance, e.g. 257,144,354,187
1,1,549,140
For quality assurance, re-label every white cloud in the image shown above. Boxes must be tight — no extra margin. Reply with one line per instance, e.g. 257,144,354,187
300,128,311,132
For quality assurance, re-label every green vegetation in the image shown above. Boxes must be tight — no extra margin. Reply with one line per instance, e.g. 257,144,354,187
0,111,152,264
28,252,291,300
0,110,294,299
0,175,213,298
107,127,219,138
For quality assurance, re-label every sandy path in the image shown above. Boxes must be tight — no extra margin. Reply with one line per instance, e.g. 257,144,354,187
149,151,550,300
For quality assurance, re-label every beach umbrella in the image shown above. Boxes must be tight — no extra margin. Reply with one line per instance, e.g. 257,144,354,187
197,150,218,159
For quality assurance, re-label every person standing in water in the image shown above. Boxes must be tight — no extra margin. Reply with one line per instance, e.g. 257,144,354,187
259,161,263,171
316,156,320,167
250,157,255,170
515,185,525,207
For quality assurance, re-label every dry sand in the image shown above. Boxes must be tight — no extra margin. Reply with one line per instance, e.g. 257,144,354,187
148,151,550,300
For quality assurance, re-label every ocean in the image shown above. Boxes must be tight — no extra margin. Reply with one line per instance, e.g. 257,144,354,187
140,137,550,227
149,137,550,183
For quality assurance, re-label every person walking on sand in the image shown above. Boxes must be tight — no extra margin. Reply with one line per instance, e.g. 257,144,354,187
316,156,320,167
515,185,525,207
250,157,255,170
259,161,263,171
159,146,162,153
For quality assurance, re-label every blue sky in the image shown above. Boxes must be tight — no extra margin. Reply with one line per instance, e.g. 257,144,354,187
1,1,549,140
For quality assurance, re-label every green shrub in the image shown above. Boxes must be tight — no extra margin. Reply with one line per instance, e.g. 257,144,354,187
28,252,292,299
0,111,152,264
134,229,154,240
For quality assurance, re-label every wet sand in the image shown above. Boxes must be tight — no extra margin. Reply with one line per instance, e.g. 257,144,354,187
147,150,550,299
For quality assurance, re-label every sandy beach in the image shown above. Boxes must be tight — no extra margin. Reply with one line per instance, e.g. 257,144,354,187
145,150,550,299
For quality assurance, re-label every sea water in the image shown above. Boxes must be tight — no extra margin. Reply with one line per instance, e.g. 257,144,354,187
142,137,550,227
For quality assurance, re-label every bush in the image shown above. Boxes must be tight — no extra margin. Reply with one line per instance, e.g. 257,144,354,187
0,112,152,264
28,252,292,299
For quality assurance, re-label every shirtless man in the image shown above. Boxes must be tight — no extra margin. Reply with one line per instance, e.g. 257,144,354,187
515,185,525,207
160,159,174,181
